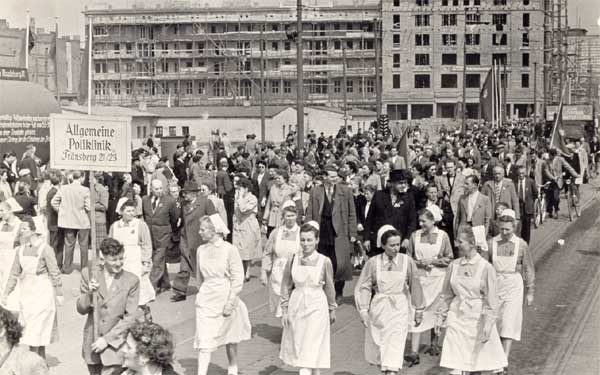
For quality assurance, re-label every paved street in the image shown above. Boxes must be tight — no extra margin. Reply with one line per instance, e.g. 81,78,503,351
45,182,600,375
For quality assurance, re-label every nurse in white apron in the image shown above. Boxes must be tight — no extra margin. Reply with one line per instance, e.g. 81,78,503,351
109,199,156,310
195,214,251,375
2,217,63,360
354,226,425,375
0,199,23,313
261,201,300,317
435,230,507,375
280,221,337,375
484,209,535,374
406,206,454,365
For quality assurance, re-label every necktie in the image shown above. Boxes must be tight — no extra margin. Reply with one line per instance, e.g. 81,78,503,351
152,197,158,211
521,180,526,201
327,187,333,201
494,182,502,203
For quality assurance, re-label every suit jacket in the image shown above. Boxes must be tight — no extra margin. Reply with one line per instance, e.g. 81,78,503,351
46,186,59,230
76,266,140,366
0,160,17,186
434,173,465,215
142,194,179,249
542,156,579,188
481,178,520,219
252,172,270,206
51,181,91,229
516,177,538,216
504,163,519,184
354,194,368,227
93,183,109,225
455,191,493,236
174,159,187,188
180,197,216,270
389,155,407,170
364,188,418,249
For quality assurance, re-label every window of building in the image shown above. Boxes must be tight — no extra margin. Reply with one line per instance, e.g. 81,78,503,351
441,74,458,88
240,60,251,71
93,26,108,36
366,79,375,93
453,0,459,5
522,33,530,47
272,42,279,51
393,14,401,29
185,81,193,94
210,25,217,33
523,13,530,27
125,82,133,95
492,53,508,65
186,61,193,68
95,63,106,74
364,40,374,50
442,54,457,65
416,0,429,5
463,0,470,5
393,53,401,68
522,53,530,67
442,14,457,26
393,34,401,48
442,0,448,5
521,74,530,88
466,13,481,23
493,0,507,4
113,43,120,53
198,81,206,95
214,63,221,74
415,53,430,65
346,23,353,30
393,74,401,89
466,74,480,88
474,0,480,5
523,0,530,4
466,53,481,65
114,63,120,73
465,34,481,45
492,14,508,25
415,34,430,46
415,15,430,26
334,80,341,93
414,74,431,88
284,41,291,50
94,82,106,96
270,81,279,94
442,34,457,46
334,40,341,50
155,127,163,137
346,41,354,49
493,34,508,45
284,81,292,93
394,0,401,5
346,80,353,93
181,126,189,136
114,82,121,95
168,127,177,137
125,43,132,54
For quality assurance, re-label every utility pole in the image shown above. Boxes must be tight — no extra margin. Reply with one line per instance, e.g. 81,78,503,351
55,17,60,102
296,0,304,151
374,18,381,119
260,24,266,143
533,61,537,124
461,7,467,134
342,43,348,129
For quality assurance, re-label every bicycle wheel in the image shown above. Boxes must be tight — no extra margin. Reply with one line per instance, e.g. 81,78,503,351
533,199,541,228
540,196,547,223
566,190,574,222
574,191,582,217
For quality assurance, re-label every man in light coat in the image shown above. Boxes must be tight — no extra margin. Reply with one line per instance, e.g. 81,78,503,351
455,174,493,240
435,159,465,216
51,171,91,273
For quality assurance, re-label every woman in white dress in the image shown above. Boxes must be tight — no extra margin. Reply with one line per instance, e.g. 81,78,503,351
405,206,454,365
280,222,337,375
354,226,424,375
232,178,261,282
108,199,156,315
261,201,300,317
435,230,507,375
195,214,251,375
2,217,63,360
484,209,535,375
0,198,22,313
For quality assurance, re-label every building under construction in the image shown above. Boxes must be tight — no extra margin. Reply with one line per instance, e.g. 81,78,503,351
84,0,379,108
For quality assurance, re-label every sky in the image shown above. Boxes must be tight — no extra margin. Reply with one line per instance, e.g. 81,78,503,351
1,0,599,38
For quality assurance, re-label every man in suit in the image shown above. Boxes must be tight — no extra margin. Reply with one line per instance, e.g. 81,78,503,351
481,166,520,227
47,174,64,270
51,171,91,273
388,145,407,170
542,148,580,218
0,152,17,193
173,151,187,188
504,156,519,185
455,174,493,239
516,165,538,243
435,159,465,216
171,181,216,302
252,160,270,221
142,179,179,293
305,165,357,305
77,238,140,375
363,169,418,256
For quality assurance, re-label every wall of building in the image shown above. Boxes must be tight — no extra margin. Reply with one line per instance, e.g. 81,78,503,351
304,107,374,135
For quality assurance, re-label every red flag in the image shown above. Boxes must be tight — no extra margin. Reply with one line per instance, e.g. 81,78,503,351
396,126,409,161
550,101,571,156
480,67,493,122
28,26,35,52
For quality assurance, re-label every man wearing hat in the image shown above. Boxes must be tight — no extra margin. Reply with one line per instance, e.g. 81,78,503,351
364,169,417,257
171,181,216,302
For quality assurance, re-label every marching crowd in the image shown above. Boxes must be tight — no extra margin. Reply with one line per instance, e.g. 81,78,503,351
0,117,597,375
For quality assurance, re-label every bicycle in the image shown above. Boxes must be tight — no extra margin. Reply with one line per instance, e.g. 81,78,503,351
564,176,582,221
533,182,551,228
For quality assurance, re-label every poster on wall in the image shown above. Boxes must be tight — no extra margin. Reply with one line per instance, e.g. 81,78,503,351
0,114,50,164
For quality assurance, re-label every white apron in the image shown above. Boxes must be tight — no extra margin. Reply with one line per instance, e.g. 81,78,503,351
410,230,446,333
364,254,410,370
0,222,20,312
492,235,524,341
269,226,300,317
440,258,508,372
18,244,57,346
194,243,251,351
280,254,330,369
112,219,156,306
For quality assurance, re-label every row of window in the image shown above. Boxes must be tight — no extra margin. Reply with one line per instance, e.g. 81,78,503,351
392,32,530,47
391,13,529,28
392,0,529,6
391,73,531,89
391,52,531,67
154,126,189,138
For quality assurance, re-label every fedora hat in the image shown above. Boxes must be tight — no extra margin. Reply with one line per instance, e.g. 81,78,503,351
389,169,410,183
181,181,200,192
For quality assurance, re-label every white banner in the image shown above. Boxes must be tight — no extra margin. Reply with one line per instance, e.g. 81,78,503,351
49,114,131,172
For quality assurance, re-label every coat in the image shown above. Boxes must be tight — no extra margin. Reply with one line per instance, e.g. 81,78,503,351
542,156,578,189
455,192,493,237
174,159,187,188
516,177,538,216
51,181,91,229
180,196,216,270
305,183,357,281
434,173,465,215
46,186,60,231
142,194,179,250
481,178,520,219
76,266,140,366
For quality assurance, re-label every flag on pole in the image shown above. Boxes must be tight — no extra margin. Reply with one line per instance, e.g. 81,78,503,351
550,91,571,156
28,26,35,52
396,125,409,162
480,67,493,122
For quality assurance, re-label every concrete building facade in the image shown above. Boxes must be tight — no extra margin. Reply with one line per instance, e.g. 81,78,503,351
84,0,379,108
381,0,545,120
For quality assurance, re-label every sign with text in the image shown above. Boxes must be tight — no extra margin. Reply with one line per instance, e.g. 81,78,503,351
49,114,131,172
0,67,28,81
546,105,594,121
0,114,50,163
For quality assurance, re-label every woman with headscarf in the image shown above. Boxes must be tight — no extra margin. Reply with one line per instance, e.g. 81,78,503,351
194,214,251,375
405,206,454,366
261,201,300,317
354,226,424,375
434,230,507,375
279,222,337,375
232,177,261,282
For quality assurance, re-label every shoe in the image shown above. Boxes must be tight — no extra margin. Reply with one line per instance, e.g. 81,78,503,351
404,352,420,367
335,295,344,306
156,286,171,295
61,267,73,275
170,294,186,302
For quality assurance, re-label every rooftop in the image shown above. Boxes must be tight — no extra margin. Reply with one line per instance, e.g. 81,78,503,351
0,81,60,116
148,105,292,118
307,106,377,117
61,104,159,117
